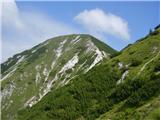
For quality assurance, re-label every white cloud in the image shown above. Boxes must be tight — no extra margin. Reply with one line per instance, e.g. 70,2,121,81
1,0,78,62
74,8,130,40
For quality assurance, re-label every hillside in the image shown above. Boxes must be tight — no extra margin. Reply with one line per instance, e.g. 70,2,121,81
97,27,160,120
16,27,160,120
1,34,116,120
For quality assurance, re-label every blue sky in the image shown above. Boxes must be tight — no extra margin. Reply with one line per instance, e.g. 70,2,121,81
2,1,160,62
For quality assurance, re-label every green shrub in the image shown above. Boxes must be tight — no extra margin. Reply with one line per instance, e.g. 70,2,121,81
150,30,159,36
130,58,142,66
28,81,32,85
111,52,121,58
66,69,72,74
109,78,145,103
126,78,160,106
154,62,160,72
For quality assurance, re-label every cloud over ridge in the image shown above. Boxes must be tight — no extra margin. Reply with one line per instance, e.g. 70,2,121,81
75,8,130,40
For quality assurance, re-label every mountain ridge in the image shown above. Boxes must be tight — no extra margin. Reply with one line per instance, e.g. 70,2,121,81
1,34,116,120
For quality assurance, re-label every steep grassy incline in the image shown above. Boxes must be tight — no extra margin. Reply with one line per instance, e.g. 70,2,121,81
97,27,160,120
17,28,160,120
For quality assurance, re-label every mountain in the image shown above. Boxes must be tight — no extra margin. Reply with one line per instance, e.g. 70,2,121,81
16,27,160,120
1,34,116,120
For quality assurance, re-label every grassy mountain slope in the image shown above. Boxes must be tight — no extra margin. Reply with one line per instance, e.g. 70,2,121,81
1,34,116,120
97,27,160,120
17,28,160,120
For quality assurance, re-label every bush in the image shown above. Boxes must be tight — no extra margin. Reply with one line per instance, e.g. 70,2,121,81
150,30,159,36
111,52,121,58
129,50,135,55
126,78,160,106
66,69,72,74
109,78,145,103
130,58,142,66
154,62,160,72
28,81,32,85
50,70,56,77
